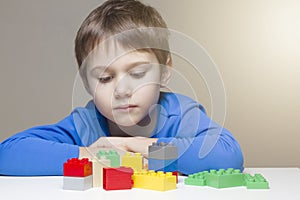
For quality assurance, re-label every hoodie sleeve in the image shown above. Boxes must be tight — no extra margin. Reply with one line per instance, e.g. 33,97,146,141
157,98,244,175
0,115,82,176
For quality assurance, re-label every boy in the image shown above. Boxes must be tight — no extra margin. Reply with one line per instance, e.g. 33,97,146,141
0,0,243,176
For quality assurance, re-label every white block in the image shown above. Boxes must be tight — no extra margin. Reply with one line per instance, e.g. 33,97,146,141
63,175,93,191
92,157,111,187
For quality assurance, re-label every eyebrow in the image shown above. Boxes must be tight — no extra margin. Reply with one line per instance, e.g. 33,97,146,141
90,61,152,75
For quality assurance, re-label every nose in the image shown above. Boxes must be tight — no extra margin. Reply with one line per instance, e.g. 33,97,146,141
114,75,132,98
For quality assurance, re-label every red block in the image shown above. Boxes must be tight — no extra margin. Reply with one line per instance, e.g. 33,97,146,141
63,158,92,177
103,167,134,190
172,171,179,183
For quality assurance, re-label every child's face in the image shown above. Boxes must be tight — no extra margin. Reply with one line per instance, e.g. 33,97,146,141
85,47,165,127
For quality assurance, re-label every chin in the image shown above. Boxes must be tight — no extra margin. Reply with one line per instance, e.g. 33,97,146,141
114,119,139,127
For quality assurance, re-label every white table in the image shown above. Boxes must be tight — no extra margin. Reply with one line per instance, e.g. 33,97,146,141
0,168,299,200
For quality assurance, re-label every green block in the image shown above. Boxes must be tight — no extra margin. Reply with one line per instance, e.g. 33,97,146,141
244,174,269,189
184,168,244,189
184,171,208,186
206,168,244,188
96,150,120,167
184,168,270,190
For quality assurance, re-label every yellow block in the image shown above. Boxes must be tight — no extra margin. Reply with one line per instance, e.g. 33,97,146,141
121,152,143,171
132,170,176,191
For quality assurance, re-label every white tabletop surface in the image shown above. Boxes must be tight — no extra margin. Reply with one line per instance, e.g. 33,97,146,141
0,168,299,200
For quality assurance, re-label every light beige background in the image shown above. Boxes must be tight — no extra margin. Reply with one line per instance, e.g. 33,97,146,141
0,0,299,167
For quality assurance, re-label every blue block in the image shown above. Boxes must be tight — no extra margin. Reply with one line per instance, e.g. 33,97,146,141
148,158,178,172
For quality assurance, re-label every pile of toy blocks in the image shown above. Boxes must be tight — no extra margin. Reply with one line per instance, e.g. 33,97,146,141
63,142,270,191
184,168,269,189
63,142,179,191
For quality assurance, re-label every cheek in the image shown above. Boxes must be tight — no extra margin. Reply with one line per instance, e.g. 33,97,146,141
132,71,162,95
93,85,114,114
93,81,114,100
133,84,161,105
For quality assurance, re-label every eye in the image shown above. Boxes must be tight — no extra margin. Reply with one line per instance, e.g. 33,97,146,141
98,76,113,83
129,71,146,79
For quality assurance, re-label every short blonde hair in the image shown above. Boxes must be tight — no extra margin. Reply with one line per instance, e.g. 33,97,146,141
75,0,171,69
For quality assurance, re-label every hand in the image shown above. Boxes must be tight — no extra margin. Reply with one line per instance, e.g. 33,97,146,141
124,137,158,158
90,136,128,149
79,137,158,159
80,137,129,159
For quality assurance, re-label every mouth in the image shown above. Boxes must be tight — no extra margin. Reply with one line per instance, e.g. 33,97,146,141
114,104,138,111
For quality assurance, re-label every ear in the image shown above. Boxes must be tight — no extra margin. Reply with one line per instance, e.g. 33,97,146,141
160,55,172,87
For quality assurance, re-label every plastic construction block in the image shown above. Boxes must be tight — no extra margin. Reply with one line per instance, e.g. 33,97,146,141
92,157,111,187
63,175,93,191
184,168,244,188
132,170,176,191
148,142,178,160
63,158,92,177
148,158,178,172
172,171,179,183
184,168,270,190
103,167,134,190
244,174,269,189
97,150,120,167
121,152,143,171
184,171,207,186
207,168,244,188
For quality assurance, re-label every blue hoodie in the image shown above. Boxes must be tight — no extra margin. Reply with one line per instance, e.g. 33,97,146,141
0,92,243,175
